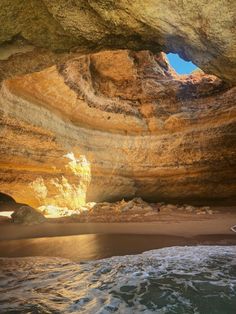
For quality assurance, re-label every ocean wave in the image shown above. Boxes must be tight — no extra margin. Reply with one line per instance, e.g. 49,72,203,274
0,246,236,313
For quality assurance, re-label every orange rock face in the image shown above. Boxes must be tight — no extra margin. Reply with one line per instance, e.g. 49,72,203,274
1,1,235,84
0,50,235,207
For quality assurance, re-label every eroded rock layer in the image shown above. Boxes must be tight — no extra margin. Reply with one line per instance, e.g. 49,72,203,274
0,0,235,84
0,50,236,206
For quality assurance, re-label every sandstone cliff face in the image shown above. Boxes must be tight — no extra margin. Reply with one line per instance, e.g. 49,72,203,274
0,50,235,206
0,0,235,84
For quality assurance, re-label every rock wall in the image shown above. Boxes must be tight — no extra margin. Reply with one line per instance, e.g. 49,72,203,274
0,50,235,206
0,0,235,84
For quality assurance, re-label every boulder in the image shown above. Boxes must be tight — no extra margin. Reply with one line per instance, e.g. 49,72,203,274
11,205,46,225
119,198,153,212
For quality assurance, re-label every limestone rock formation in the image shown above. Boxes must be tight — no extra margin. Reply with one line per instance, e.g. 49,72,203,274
0,0,235,84
0,39,83,83
0,50,235,206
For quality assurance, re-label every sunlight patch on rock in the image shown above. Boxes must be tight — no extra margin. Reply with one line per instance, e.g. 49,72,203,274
29,153,91,215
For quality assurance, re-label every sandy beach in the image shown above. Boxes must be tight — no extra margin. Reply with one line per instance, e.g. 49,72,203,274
0,207,235,261
0,208,236,241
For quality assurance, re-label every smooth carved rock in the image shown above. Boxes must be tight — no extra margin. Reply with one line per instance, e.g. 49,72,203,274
0,40,83,83
0,0,235,83
0,50,235,206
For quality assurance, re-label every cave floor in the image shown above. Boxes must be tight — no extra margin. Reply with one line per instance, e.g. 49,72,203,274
0,207,235,241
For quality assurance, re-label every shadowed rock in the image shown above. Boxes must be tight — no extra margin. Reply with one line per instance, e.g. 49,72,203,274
0,0,235,84
11,206,46,225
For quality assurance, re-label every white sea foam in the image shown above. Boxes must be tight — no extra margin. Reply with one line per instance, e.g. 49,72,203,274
0,246,236,313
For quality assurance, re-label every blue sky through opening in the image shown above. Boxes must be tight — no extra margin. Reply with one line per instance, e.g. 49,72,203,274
167,53,197,74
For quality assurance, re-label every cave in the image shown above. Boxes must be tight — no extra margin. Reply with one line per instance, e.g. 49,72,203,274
0,49,235,207
0,1,235,313
0,192,16,204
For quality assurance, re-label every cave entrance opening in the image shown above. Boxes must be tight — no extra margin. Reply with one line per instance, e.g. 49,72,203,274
0,192,16,204
167,53,198,74
0,192,17,215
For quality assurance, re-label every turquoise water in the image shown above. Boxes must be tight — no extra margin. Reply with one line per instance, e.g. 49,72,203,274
0,246,235,313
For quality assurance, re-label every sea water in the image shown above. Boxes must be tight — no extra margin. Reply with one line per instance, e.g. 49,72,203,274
0,246,235,313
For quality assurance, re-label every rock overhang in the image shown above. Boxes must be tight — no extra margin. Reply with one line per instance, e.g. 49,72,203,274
0,1,235,206
0,0,235,84
0,49,235,206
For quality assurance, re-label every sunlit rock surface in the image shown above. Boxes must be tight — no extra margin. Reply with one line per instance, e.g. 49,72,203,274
0,50,235,206
0,0,235,84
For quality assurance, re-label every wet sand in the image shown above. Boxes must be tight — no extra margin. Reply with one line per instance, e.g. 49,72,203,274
0,209,235,261
0,210,236,241
0,233,235,262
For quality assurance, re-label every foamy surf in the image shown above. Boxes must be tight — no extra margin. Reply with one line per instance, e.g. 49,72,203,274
0,246,236,313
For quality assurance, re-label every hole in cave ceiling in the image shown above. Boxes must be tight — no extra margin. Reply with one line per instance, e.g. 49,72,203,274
167,53,198,74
